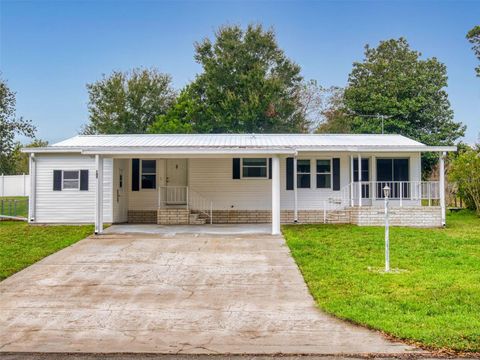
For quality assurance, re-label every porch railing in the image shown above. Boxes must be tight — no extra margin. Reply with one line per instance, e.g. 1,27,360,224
352,181,440,206
158,186,213,223
158,186,188,207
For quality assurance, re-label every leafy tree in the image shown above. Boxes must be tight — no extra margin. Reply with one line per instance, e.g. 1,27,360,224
153,24,307,133
449,147,480,215
466,25,480,77
148,89,194,133
315,87,352,134
343,38,465,174
83,68,176,134
9,139,49,174
0,77,36,174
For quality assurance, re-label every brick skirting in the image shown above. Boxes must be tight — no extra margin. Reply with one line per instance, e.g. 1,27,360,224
127,210,157,224
349,206,442,227
128,207,442,228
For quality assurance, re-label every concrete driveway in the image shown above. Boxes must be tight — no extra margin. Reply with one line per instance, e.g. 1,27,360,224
0,229,416,354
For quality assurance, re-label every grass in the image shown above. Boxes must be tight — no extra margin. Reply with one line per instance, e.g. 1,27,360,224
0,221,94,281
282,210,480,353
0,196,28,218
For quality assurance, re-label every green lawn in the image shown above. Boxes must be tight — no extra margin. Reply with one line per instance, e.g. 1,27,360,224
0,196,28,218
0,221,94,281
283,210,480,353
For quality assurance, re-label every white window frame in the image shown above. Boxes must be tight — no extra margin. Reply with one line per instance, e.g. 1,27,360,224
241,158,269,179
62,170,80,190
316,158,332,189
140,159,157,190
297,159,311,189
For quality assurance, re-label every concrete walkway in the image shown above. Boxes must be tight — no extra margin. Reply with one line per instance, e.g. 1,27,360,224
0,232,417,354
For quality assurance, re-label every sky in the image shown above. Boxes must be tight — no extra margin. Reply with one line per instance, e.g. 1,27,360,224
0,0,479,144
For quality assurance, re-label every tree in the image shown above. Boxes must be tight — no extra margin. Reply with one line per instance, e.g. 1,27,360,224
0,77,36,174
9,139,48,175
148,88,194,134
449,147,480,215
466,25,480,77
151,24,307,134
315,87,352,134
83,68,176,134
343,38,465,174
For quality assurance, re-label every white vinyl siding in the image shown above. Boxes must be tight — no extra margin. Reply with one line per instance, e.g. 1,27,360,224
33,154,112,223
188,152,422,211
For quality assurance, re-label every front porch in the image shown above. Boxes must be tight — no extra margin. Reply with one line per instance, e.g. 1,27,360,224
93,150,447,234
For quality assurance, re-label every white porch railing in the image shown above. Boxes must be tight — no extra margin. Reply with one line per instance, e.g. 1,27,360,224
352,181,440,206
158,186,188,206
189,189,213,224
158,186,213,224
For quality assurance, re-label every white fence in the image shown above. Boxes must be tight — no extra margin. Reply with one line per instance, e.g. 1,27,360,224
0,174,30,197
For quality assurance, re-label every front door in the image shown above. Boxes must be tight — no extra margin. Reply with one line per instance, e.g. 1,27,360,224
165,159,187,204
113,159,128,223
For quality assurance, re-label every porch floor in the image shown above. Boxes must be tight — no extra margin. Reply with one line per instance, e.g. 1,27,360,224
105,223,271,235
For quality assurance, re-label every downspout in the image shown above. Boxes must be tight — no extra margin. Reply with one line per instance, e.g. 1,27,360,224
28,153,36,222
293,155,298,222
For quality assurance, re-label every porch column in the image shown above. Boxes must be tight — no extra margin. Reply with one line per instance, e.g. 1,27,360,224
293,156,298,222
271,155,281,235
371,155,376,202
439,151,446,226
28,153,36,222
350,155,354,207
358,153,362,207
95,154,104,234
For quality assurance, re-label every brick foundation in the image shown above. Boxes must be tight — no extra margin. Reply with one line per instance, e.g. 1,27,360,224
128,210,157,224
349,206,442,227
157,209,189,225
128,207,442,228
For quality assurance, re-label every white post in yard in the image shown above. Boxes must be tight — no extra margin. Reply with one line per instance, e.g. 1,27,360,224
350,155,354,207
95,154,104,234
28,154,36,222
439,151,446,226
358,153,362,207
384,185,390,272
293,156,298,222
271,155,281,235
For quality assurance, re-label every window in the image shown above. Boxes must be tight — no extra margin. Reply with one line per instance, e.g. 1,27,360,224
353,159,369,182
316,159,331,188
376,158,409,198
297,159,311,188
141,160,156,189
62,170,80,190
242,158,268,178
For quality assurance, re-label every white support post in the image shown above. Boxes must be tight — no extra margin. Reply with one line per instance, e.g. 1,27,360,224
350,155,354,207
28,154,36,222
439,151,446,226
95,154,104,234
271,155,281,235
293,156,298,222
0,173,4,197
371,156,376,202
358,153,362,207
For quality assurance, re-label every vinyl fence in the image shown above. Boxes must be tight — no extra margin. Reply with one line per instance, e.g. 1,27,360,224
0,174,30,197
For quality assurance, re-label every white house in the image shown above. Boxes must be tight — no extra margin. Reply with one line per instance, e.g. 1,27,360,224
23,133,455,234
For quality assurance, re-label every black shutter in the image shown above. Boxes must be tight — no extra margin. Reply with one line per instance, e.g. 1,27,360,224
268,158,272,179
53,170,62,191
332,158,340,191
80,170,89,191
132,159,140,191
232,158,241,179
286,157,294,190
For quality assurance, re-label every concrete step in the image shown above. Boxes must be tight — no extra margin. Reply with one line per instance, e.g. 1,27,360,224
189,212,207,225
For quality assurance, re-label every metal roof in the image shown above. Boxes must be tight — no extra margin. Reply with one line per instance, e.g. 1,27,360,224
23,134,456,154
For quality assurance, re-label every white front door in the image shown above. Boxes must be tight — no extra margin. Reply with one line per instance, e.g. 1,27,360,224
166,159,187,204
113,159,128,223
